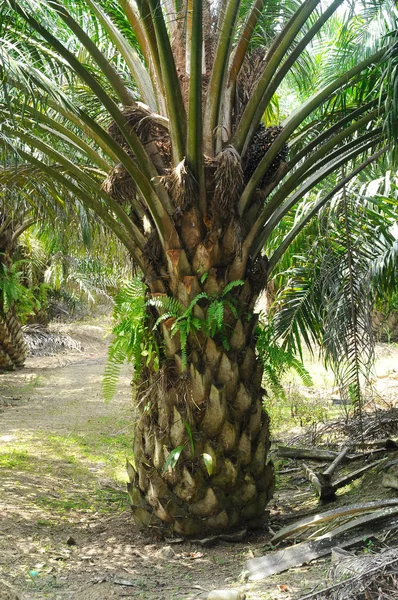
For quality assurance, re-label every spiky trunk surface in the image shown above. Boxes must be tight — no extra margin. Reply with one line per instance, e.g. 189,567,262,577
127,273,274,536
0,311,26,370
0,228,27,371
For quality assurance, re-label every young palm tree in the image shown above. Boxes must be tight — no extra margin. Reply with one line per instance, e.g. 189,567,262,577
0,0,396,534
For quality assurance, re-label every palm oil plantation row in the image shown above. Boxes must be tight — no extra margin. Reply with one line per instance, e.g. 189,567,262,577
0,0,398,536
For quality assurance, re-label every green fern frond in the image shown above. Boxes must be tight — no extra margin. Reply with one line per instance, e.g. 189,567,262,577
224,299,239,319
220,332,231,351
153,312,175,330
262,363,287,399
103,277,158,402
206,299,224,337
148,295,183,317
221,279,244,297
103,354,124,404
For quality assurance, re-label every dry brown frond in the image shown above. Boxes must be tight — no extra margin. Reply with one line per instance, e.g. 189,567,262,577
102,162,137,204
107,104,171,169
160,159,197,212
213,146,244,213
300,549,398,600
108,105,153,146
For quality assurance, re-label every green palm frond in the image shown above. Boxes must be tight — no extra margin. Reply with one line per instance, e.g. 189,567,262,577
270,164,398,409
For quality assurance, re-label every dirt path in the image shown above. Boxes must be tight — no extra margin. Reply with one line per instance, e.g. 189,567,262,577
1,325,280,600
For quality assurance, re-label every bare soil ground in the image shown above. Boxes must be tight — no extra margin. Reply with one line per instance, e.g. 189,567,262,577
1,324,398,600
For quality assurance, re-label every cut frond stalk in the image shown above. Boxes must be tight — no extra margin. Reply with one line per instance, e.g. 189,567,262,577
7,3,178,242
12,148,144,265
47,0,135,106
250,112,382,221
228,0,266,88
2,126,145,248
69,108,179,244
118,0,165,112
239,0,346,154
46,99,120,164
250,136,383,258
10,218,36,244
187,0,205,212
224,0,266,139
117,0,151,65
289,98,382,168
2,71,121,163
84,0,157,110
297,128,382,184
4,104,111,173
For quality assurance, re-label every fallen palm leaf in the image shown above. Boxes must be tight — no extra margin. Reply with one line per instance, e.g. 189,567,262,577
247,508,398,580
271,498,398,545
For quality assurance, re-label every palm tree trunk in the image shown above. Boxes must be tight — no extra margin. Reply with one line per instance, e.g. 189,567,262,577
0,222,27,371
127,273,274,535
0,310,26,370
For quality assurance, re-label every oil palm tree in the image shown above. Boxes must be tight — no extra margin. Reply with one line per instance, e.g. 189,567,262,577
0,152,106,367
0,0,397,534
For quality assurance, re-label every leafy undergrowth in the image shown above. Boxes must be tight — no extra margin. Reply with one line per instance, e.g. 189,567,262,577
1,325,398,599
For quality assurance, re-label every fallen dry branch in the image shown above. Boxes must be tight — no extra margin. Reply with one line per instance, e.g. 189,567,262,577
298,549,398,600
322,447,350,480
353,438,398,450
247,508,398,580
383,473,398,490
278,447,350,461
289,408,398,448
332,458,386,490
23,325,82,356
302,463,335,500
278,444,393,465
271,498,398,544
301,458,384,501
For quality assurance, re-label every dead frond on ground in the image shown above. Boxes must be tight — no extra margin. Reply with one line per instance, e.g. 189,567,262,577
299,548,398,600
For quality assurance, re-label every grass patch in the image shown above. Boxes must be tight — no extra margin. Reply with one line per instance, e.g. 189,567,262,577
0,414,134,517
0,449,31,469
34,487,129,514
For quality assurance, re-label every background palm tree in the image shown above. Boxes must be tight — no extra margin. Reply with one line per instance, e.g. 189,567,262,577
268,165,398,409
0,0,397,535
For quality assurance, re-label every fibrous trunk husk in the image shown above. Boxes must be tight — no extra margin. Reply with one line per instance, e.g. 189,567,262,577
0,310,26,370
128,276,274,536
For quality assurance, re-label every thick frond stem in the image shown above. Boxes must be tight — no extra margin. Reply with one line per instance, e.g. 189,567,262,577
203,0,241,155
240,47,388,207
147,0,187,163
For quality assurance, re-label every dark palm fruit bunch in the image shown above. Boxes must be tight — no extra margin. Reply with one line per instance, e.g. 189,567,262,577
244,124,289,188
